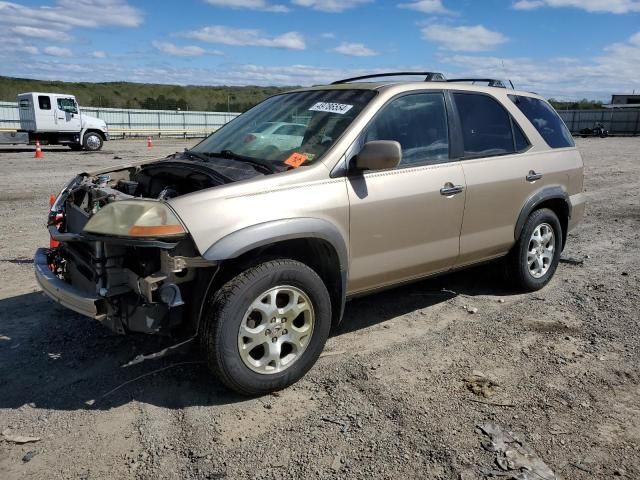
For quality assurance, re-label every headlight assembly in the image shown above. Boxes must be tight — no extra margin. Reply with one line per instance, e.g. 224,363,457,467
83,200,186,238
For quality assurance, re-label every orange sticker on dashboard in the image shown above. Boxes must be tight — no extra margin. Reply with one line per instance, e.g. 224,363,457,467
284,152,308,168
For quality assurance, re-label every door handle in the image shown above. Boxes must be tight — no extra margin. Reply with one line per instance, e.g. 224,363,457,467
440,183,464,196
526,170,543,182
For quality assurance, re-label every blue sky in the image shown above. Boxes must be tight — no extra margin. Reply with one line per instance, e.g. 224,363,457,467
1,0,639,100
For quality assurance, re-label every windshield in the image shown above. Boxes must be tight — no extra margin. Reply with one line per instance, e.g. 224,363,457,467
192,89,376,168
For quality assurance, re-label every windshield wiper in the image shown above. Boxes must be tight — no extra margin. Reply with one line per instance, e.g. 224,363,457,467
182,149,210,163
180,149,234,183
210,150,278,174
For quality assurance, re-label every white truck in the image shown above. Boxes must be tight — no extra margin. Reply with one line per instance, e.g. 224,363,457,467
0,92,109,151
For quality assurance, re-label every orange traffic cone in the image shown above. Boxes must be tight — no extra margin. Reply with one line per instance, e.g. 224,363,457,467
49,193,60,248
35,140,44,159
147,136,153,148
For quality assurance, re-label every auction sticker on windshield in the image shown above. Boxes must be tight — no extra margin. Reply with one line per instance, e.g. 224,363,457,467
284,152,309,168
309,102,353,115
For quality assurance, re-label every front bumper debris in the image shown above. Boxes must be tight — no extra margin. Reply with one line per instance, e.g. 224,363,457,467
34,248,107,320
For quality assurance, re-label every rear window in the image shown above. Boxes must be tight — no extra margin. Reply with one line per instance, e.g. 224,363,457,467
509,95,574,148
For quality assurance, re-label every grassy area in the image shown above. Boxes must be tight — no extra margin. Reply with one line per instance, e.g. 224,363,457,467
0,76,292,112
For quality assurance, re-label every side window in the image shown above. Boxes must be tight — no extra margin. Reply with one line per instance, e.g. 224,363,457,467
362,92,449,167
453,93,515,158
509,95,574,148
513,120,530,152
57,97,78,114
38,95,51,110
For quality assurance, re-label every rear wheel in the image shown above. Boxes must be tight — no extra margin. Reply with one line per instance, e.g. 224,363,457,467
507,208,562,292
83,132,103,151
200,259,331,396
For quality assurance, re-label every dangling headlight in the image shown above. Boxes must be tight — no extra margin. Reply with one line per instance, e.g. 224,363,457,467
83,200,186,238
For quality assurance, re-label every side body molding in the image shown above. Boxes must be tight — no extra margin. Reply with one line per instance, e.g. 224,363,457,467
514,185,571,241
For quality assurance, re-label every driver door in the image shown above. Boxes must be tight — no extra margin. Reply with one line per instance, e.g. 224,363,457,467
54,96,81,132
346,92,466,294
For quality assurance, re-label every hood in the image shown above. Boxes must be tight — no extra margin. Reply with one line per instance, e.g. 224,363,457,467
81,113,107,130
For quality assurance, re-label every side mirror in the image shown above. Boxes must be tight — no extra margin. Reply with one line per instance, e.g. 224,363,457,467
354,140,402,171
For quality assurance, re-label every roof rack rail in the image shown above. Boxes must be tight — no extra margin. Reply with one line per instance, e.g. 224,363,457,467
446,78,515,89
331,72,447,85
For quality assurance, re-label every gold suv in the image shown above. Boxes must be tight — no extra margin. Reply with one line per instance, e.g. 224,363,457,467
35,72,585,395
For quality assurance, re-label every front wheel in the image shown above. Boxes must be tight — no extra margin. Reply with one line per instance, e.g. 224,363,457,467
507,208,562,292
83,132,103,151
200,259,332,396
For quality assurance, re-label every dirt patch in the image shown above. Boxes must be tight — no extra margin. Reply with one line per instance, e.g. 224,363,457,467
0,138,639,479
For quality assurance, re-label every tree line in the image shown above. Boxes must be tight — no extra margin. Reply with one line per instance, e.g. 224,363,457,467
0,76,290,112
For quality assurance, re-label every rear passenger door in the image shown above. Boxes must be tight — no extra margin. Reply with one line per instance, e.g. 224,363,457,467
36,95,56,131
347,92,466,293
450,92,561,266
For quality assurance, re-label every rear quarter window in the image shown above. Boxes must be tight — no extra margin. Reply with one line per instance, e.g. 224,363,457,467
509,95,574,148
38,95,51,110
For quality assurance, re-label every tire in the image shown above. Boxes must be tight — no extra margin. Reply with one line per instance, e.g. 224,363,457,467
200,259,332,396
83,132,103,151
507,208,562,292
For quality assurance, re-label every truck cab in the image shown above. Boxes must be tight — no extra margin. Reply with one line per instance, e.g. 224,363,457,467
17,92,109,151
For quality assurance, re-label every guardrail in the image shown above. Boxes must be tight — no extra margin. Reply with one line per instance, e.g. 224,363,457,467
0,101,240,138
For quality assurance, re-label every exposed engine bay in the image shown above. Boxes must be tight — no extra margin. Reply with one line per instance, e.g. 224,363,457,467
44,154,262,336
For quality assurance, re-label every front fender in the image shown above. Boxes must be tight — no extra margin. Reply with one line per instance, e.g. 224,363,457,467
204,217,349,326
203,217,348,270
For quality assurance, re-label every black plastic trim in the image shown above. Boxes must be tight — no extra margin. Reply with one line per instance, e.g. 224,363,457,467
514,186,571,240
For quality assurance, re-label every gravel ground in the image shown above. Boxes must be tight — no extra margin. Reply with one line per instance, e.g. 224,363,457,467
0,138,638,479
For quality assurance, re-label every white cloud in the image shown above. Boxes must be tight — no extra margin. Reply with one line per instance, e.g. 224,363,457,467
291,0,371,12
153,41,205,57
441,31,640,100
421,24,508,51
398,0,453,14
0,35,37,55
512,0,544,9
204,0,289,12
91,50,107,58
183,26,306,49
9,25,73,42
0,0,142,48
321,32,336,39
44,46,73,57
332,42,377,56
19,45,39,54
512,0,640,13
0,36,39,55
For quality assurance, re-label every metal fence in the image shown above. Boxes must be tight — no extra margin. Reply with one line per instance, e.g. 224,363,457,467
3,100,639,137
558,109,640,135
0,101,240,138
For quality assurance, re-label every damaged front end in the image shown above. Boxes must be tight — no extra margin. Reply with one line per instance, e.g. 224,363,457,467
34,158,230,336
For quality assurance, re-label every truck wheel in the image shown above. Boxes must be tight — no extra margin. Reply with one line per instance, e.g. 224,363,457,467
200,259,331,396
507,208,562,292
83,132,103,151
